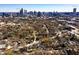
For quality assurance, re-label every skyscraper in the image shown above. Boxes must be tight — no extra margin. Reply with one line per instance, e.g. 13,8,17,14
37,12,42,17
34,11,37,16
20,8,24,16
24,10,27,14
73,8,76,13
24,10,27,16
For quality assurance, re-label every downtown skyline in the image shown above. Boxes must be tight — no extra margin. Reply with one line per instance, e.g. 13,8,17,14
0,4,79,12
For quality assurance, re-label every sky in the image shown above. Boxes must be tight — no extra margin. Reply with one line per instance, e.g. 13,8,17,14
0,4,79,12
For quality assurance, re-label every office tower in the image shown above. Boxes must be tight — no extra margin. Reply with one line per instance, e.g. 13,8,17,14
10,13,13,18
2,12,5,18
73,8,76,13
20,8,24,16
48,12,53,17
24,10,27,16
37,11,41,17
34,11,37,16
29,11,33,15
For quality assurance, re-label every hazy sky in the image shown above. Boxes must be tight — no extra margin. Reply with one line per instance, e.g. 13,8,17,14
0,4,79,12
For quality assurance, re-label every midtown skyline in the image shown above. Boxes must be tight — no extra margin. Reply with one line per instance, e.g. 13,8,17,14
0,4,79,12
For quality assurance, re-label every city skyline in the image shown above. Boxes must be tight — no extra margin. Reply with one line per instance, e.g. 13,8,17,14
0,4,79,12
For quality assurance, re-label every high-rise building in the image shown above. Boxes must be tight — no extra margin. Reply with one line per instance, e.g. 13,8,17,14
29,11,33,15
20,8,24,16
37,11,42,17
2,12,5,18
34,11,37,16
24,10,27,16
24,10,27,15
73,8,76,13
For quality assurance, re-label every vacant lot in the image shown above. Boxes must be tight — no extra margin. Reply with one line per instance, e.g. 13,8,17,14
0,17,79,55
